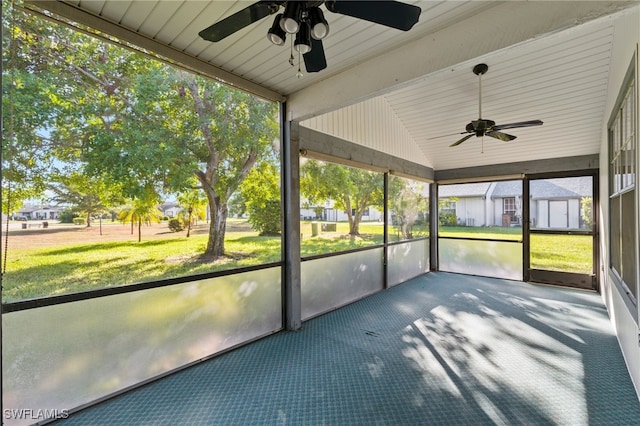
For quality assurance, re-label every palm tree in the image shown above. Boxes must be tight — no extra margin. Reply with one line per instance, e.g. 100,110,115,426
117,192,162,242
177,188,207,238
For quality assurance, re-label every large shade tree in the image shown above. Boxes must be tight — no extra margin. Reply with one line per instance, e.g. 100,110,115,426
2,4,60,212
2,4,279,258
301,160,384,236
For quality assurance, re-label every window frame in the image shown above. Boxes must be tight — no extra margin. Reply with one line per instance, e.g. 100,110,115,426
608,52,638,310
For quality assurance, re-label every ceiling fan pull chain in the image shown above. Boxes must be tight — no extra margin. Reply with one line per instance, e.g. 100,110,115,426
478,71,482,119
289,37,295,66
297,49,303,79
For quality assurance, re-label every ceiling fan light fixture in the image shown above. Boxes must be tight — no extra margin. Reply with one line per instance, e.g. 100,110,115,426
294,22,312,54
308,7,329,40
267,14,286,45
281,2,301,34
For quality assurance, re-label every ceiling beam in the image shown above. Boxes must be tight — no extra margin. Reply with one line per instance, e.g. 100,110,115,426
25,0,287,103
287,1,636,121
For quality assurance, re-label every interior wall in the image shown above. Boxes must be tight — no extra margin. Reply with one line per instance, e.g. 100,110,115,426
599,8,640,398
300,97,429,166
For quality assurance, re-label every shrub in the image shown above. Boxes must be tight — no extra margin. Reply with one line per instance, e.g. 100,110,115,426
168,218,184,232
72,217,86,225
439,211,457,226
247,199,281,236
58,209,77,224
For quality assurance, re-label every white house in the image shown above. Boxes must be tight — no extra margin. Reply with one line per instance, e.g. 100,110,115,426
300,198,382,222
438,182,496,227
529,177,592,229
440,177,592,229
17,204,61,220
158,202,182,218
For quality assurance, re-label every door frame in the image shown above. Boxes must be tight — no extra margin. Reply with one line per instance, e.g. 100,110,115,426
523,170,599,290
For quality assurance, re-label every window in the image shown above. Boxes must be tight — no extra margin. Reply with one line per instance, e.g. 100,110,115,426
609,57,637,303
1,9,281,303
438,181,522,239
437,180,523,280
503,197,517,223
299,159,384,256
387,175,430,242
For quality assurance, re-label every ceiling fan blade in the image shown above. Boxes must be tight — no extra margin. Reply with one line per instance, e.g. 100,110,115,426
486,131,517,142
428,131,466,140
303,38,327,73
326,1,421,31
199,1,281,42
493,120,543,131
450,134,474,147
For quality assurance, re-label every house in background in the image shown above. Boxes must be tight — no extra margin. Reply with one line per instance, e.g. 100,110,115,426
158,202,182,218
16,204,61,220
300,199,383,222
489,181,523,227
438,182,495,227
439,177,592,229
529,177,593,229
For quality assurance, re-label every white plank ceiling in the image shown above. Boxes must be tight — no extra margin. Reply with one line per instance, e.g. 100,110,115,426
27,0,640,171
382,16,618,169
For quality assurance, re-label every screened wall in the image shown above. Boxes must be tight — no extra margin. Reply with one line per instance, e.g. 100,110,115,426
297,159,431,320
437,180,524,281
1,6,434,419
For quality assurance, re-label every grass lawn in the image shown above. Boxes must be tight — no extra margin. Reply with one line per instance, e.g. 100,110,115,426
2,222,593,303
439,225,522,241
530,233,593,274
2,220,390,302
439,226,593,275
2,232,282,302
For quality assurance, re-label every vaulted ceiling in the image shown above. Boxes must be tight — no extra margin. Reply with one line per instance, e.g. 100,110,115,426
27,1,640,170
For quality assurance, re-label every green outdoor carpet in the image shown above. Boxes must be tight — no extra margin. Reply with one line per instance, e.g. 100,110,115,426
56,272,640,425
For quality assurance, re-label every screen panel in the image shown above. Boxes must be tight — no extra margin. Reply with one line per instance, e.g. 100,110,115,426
301,249,384,320
2,268,282,425
439,239,523,281
387,239,429,287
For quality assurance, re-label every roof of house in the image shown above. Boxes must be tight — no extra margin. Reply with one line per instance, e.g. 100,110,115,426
442,177,592,200
530,177,592,200
438,182,491,198
18,204,61,213
491,181,522,198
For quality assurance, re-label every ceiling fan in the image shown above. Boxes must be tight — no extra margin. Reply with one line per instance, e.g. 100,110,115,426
198,1,422,73
441,63,543,147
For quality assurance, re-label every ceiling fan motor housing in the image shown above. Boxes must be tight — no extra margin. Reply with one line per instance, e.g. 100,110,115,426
468,119,495,136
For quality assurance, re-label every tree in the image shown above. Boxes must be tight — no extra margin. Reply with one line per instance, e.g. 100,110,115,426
388,176,428,239
176,187,207,238
117,187,162,242
3,8,279,259
47,172,121,227
240,161,281,235
165,73,278,256
580,197,593,229
2,4,61,212
301,160,383,236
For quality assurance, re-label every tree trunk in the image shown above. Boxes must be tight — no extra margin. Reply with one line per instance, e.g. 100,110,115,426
205,201,228,258
350,211,363,235
137,218,142,242
86,211,91,227
186,210,192,238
